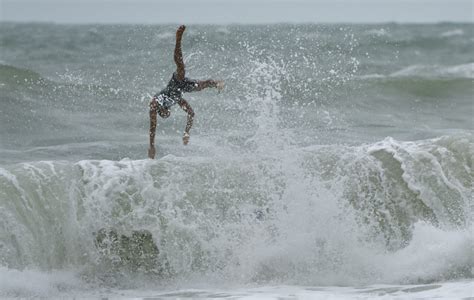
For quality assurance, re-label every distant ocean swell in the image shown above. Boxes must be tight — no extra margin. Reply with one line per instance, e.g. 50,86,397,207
1,62,472,139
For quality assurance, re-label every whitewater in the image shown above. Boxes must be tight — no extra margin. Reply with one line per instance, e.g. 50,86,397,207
0,23,473,299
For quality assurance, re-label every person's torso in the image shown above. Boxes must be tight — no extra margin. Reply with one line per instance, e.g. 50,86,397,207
154,73,198,109
158,73,197,100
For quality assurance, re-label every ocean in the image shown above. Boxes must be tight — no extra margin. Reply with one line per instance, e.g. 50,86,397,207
0,23,472,299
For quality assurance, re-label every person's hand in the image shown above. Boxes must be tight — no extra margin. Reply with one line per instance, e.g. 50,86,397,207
216,80,225,93
148,146,156,159
183,132,190,145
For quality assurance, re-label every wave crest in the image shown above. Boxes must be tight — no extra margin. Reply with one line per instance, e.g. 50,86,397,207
0,134,471,285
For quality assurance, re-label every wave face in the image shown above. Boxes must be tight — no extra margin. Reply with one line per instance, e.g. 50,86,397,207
0,134,472,286
0,23,473,290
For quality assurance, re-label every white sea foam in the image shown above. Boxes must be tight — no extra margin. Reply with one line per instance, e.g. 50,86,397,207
1,135,471,286
356,73,385,79
0,266,472,299
390,63,474,78
357,63,474,80
0,267,83,298
156,31,173,40
216,26,231,34
365,28,390,37
443,63,474,78
441,29,464,37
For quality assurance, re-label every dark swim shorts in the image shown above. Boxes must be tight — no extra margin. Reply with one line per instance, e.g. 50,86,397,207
153,72,199,109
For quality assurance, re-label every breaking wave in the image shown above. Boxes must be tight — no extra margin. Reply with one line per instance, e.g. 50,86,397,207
0,134,472,287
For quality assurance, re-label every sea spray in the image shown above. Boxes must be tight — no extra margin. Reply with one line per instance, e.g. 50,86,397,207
1,134,471,285
0,23,472,295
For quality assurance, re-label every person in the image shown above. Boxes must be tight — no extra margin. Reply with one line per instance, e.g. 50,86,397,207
148,25,224,159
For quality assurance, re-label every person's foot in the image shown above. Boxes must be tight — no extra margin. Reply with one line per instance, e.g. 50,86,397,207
177,25,186,37
148,146,156,159
183,132,190,145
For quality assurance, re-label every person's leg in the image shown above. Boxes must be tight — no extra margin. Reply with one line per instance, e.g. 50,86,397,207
181,79,224,93
148,97,172,159
148,99,158,158
174,25,186,81
177,98,194,145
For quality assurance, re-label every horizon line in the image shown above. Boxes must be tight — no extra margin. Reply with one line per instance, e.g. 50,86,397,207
2,20,473,26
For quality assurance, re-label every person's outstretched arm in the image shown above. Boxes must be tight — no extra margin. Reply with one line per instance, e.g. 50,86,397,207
193,79,224,92
174,25,186,81
177,98,194,145
148,101,158,158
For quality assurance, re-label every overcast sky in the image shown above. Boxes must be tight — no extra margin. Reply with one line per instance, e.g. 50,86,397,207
1,0,473,24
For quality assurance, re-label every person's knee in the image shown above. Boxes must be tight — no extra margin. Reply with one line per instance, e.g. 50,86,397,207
188,108,195,118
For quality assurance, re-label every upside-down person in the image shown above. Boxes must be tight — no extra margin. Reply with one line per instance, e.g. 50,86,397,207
148,25,224,159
